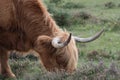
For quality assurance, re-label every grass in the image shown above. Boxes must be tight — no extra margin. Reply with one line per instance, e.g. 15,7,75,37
1,0,120,79
1,59,119,80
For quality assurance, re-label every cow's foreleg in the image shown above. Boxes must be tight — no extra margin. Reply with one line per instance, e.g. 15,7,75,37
0,50,15,78
0,59,1,74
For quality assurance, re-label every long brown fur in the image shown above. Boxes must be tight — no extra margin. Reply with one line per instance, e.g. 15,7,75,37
0,0,78,77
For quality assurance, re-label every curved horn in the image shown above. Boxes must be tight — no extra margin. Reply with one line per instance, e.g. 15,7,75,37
52,33,72,48
74,29,104,43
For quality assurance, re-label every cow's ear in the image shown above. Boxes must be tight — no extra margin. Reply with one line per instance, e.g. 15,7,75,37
35,35,53,49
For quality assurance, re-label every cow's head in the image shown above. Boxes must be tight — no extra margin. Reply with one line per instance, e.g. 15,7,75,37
34,29,104,72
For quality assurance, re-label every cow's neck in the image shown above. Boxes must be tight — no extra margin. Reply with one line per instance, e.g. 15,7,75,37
14,0,62,42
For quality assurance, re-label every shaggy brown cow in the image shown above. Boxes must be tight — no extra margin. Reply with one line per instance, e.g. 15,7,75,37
0,0,104,78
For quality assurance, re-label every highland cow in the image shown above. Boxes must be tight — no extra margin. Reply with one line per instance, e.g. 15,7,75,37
0,0,104,78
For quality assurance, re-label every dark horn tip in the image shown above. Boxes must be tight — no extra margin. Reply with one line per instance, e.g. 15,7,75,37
70,33,72,37
64,33,72,46
68,33,72,42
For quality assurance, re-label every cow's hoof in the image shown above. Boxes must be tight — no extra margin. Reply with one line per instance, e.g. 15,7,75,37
2,73,16,78
9,73,16,78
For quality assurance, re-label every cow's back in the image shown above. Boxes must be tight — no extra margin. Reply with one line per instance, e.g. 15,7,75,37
0,0,13,28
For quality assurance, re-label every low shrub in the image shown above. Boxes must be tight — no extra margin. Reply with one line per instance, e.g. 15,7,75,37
71,11,94,25
104,2,116,8
87,50,120,60
52,10,71,26
63,2,85,9
9,51,38,60
45,2,71,26
22,61,120,80
47,9,71,26
78,11,92,20
10,59,32,77
0,59,120,80
118,3,120,7
45,2,100,26
49,0,63,4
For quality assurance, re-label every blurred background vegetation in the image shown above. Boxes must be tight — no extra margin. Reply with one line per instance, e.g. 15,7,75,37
1,0,120,80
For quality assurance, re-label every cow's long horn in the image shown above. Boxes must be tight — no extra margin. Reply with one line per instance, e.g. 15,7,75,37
74,29,104,43
52,33,72,48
